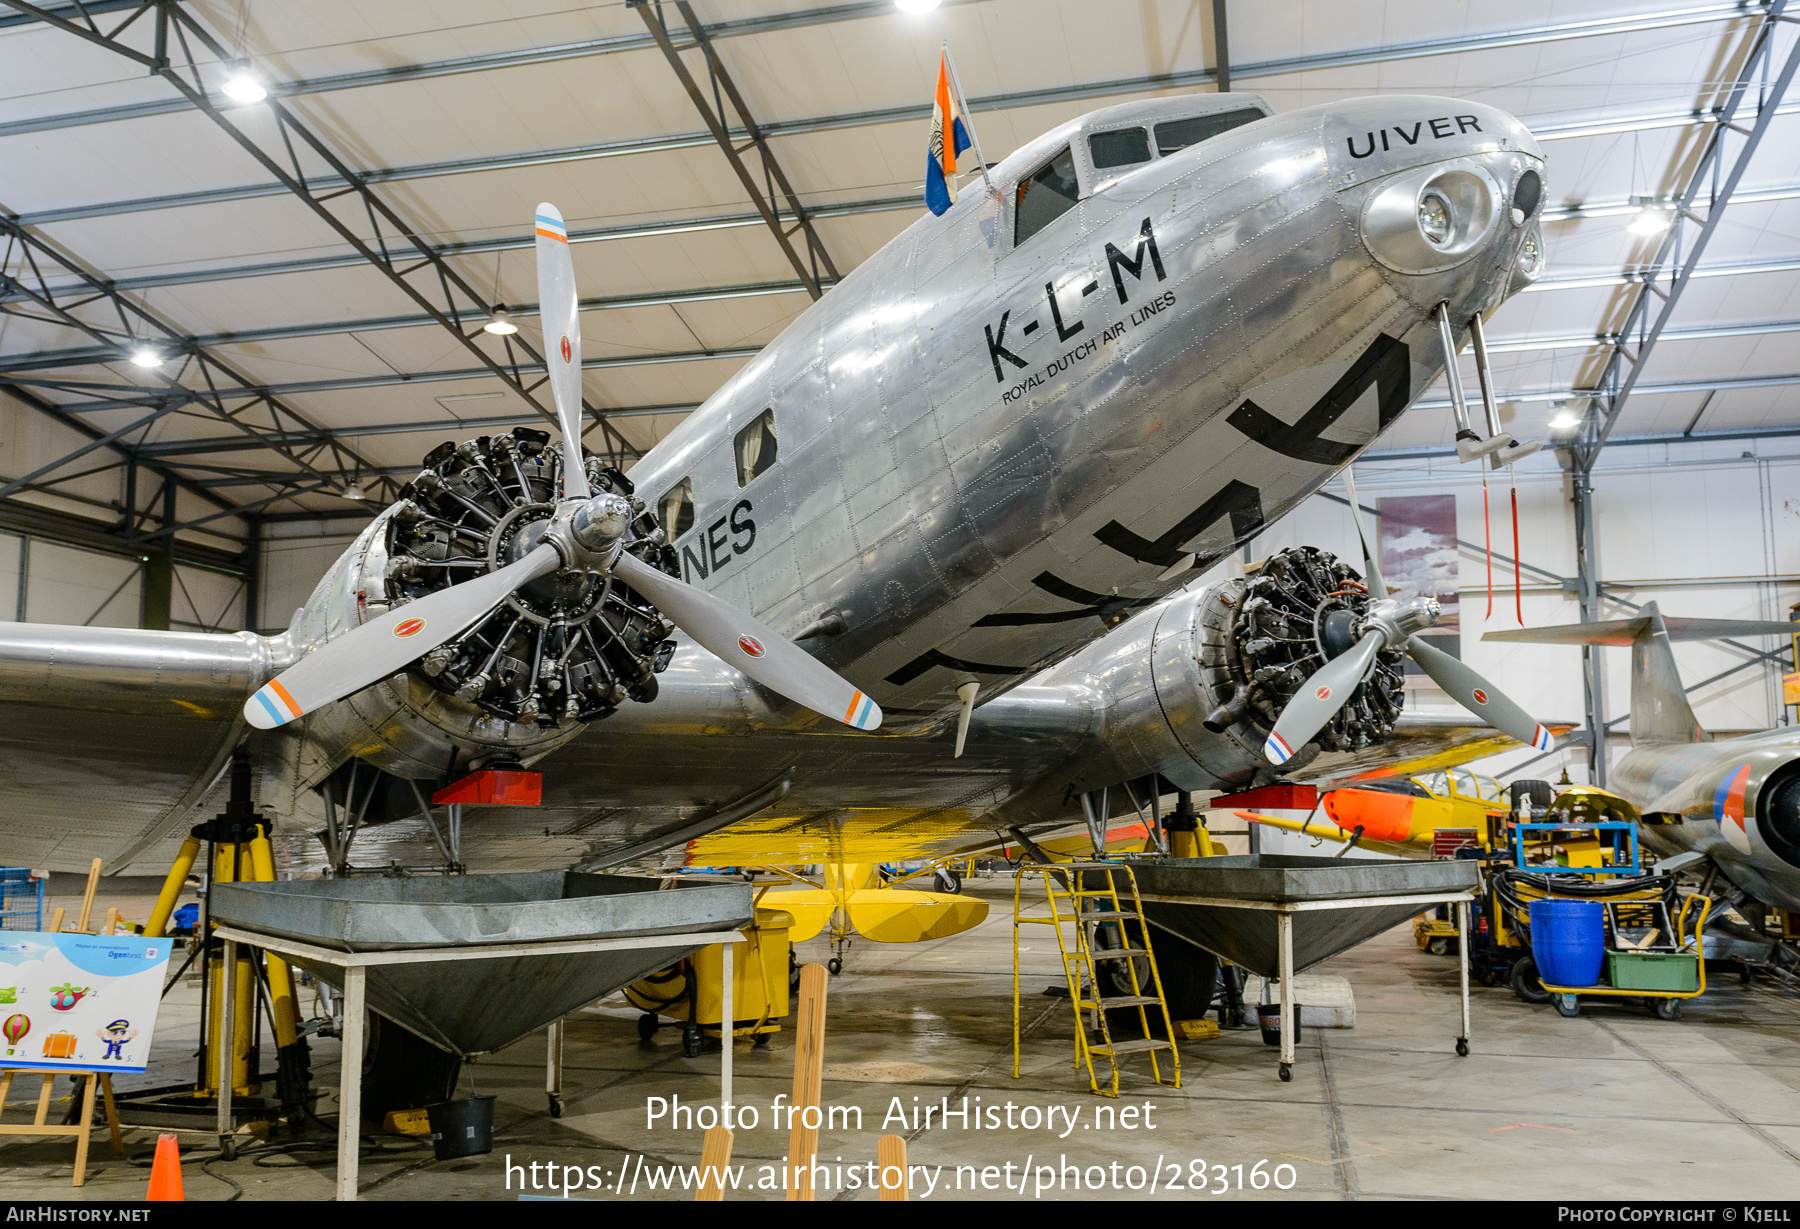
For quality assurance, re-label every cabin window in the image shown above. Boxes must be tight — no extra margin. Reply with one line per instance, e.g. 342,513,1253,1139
1153,107,1265,156
1088,127,1152,170
660,478,694,539
733,409,778,487
1014,145,1081,246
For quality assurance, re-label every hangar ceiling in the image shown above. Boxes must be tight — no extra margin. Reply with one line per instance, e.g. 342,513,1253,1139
1,0,1797,578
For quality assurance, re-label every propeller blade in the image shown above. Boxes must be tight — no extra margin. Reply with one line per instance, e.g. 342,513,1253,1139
1341,466,1387,600
1263,630,1383,764
244,543,561,730
1405,634,1555,752
533,202,589,500
612,551,882,731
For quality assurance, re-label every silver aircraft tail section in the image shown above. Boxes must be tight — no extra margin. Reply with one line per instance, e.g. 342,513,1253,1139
1485,602,1795,747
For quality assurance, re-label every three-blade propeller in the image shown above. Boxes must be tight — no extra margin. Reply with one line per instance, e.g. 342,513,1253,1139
245,203,881,734
1261,468,1553,765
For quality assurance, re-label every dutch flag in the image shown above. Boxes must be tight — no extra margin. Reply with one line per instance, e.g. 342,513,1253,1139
925,51,971,217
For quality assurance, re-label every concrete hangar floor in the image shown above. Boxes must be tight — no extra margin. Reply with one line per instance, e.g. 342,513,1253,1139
2,877,1797,1202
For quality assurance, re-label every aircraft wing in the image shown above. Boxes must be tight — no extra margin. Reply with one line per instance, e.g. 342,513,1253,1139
0,622,271,872
1289,713,1577,788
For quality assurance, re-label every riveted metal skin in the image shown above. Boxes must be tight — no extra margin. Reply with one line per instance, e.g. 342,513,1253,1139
0,90,1549,873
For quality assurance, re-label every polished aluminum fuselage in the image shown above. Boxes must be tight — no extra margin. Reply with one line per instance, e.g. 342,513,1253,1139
0,92,1546,873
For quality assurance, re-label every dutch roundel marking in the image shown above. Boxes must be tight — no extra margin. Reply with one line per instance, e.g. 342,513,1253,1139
738,635,765,659
1471,688,1489,705
1714,763,1753,831
394,617,427,639
1315,686,1332,701
560,336,572,363
1713,763,1754,855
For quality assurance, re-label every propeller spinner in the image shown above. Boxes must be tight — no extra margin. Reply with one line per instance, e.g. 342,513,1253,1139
245,203,881,735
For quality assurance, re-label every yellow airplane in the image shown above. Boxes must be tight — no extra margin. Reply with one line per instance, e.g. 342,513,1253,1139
1238,768,1512,857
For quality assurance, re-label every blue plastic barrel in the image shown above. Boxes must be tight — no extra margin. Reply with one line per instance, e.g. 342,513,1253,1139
1529,899,1605,987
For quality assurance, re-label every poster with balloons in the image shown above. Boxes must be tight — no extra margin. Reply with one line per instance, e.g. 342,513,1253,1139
0,932,170,1074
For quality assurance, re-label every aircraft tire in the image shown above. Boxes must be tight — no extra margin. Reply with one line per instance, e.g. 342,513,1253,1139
1139,928,1219,1022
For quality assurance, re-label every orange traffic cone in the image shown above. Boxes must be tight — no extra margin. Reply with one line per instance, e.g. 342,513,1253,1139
147,1132,184,1201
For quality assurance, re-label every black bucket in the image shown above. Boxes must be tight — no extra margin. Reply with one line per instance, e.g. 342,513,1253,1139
1256,1002,1300,1047
425,1094,495,1160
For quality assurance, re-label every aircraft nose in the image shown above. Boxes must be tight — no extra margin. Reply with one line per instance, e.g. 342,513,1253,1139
1325,96,1547,308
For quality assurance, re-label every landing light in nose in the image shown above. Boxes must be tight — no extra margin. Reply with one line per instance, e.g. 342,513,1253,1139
1419,191,1453,245
1360,162,1501,275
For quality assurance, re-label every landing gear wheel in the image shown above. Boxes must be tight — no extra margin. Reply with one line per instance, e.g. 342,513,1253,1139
637,1013,659,1041
1652,997,1681,1021
827,957,843,976
1554,993,1581,1018
933,868,963,894
1455,1038,1469,1057
1511,956,1552,1004
681,1023,703,1058
1277,1063,1292,1083
548,1094,564,1118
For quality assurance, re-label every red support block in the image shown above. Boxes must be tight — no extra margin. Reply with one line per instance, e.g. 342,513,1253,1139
431,769,542,807
1210,783,1319,811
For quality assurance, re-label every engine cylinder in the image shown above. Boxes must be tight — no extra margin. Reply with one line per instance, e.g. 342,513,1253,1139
384,429,677,727
1199,546,1406,754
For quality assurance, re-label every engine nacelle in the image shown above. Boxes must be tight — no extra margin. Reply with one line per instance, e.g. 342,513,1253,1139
264,429,678,799
1051,546,1406,792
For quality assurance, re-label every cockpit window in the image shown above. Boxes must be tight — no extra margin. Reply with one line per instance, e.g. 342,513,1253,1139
660,478,694,539
733,409,778,487
1014,145,1081,246
1153,107,1265,157
1089,127,1151,170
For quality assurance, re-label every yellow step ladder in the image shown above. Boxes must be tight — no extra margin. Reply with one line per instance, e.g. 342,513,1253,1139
1012,860,1180,1097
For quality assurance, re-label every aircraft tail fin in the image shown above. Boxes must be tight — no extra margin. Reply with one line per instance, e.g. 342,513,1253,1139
1484,604,1795,747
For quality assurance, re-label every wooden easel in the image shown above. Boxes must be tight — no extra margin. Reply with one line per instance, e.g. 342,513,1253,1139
0,864,129,1186
0,1068,124,1187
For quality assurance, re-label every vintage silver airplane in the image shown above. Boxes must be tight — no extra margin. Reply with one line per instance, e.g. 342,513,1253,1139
1487,609,1800,913
0,90,1553,897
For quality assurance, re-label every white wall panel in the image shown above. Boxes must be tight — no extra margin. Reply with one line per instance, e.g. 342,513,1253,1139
0,536,19,617
260,530,361,631
170,564,246,633
22,541,140,628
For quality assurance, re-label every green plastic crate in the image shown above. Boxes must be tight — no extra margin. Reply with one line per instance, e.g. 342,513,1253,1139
1606,950,1697,993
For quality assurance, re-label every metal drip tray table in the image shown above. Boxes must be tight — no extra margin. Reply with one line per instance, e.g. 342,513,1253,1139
209,870,753,1199
1126,855,1479,1080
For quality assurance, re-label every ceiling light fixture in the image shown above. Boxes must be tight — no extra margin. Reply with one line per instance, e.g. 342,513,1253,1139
221,69,268,104
128,345,164,369
483,306,519,335
895,0,941,12
340,479,367,501
1547,400,1581,431
1627,198,1671,237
